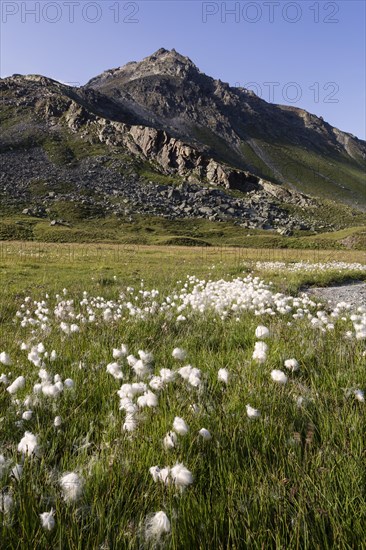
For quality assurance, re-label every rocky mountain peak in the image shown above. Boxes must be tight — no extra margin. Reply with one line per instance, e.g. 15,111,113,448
146,47,196,66
86,48,200,90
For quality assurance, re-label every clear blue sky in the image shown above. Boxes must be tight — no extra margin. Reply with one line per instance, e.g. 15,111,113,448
1,0,365,139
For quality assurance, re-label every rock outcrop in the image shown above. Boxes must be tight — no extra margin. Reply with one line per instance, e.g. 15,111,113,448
94,120,260,192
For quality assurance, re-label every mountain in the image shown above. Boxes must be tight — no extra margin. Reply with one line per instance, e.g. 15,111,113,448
0,48,365,240
86,48,366,207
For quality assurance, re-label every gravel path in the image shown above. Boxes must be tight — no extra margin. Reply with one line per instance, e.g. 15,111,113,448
305,282,366,310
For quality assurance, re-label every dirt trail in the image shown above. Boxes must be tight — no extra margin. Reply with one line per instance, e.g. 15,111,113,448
304,282,366,310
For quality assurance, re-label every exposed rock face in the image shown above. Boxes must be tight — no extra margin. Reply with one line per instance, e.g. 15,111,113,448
94,120,260,191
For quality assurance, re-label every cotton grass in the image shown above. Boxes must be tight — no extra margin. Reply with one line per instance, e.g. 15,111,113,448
40,510,55,531
144,511,171,541
60,472,84,503
2,261,365,547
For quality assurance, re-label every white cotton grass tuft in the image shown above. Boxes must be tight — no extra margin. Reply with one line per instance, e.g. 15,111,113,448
218,368,229,384
173,416,189,436
198,428,212,440
177,365,193,380
119,397,137,414
159,368,176,383
172,347,186,361
7,376,25,395
127,354,137,367
40,509,55,531
149,376,164,391
0,352,12,366
55,380,64,392
246,404,261,419
163,431,178,450
149,466,161,483
132,360,150,379
284,358,299,372
18,431,40,457
145,511,171,541
118,382,147,400
42,383,62,398
37,343,45,354
255,325,270,339
54,416,62,427
177,365,201,387
188,370,201,387
59,472,84,503
149,463,192,488
137,390,158,408
252,341,268,364
144,390,158,407
138,350,153,364
22,410,33,421
106,362,124,380
28,348,41,367
354,389,365,403
112,344,128,359
39,369,50,382
271,369,288,385
123,413,137,432
170,463,193,488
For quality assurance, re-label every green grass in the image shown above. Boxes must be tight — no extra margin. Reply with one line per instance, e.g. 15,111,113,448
187,126,365,207
248,140,366,206
0,105,28,131
281,201,366,233
239,141,277,181
139,169,184,187
191,125,247,169
42,132,111,166
137,159,184,187
1,211,365,250
0,243,365,548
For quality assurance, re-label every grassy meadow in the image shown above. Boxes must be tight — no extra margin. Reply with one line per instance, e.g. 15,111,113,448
0,242,365,549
